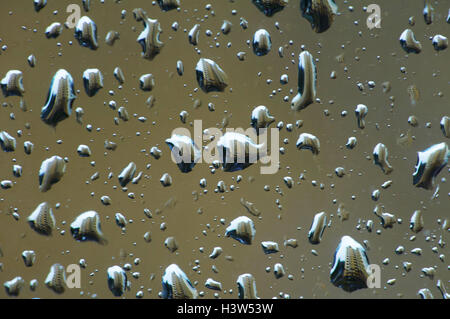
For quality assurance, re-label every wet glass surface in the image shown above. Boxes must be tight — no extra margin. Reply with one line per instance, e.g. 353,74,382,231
0,0,448,299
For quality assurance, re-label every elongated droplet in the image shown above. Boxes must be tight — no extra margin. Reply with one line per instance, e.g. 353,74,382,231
308,212,327,244
70,211,107,244
225,216,256,245
296,133,320,155
237,274,259,299
410,210,424,233
45,263,66,294
330,236,370,292
107,266,128,297
176,60,184,76
41,69,76,126
373,143,393,174
83,68,103,97
355,104,368,129
196,58,228,93
300,0,338,33
291,51,317,111
437,279,450,300
240,197,261,217
440,116,450,138
413,142,448,190
27,202,55,236
423,2,434,25
74,16,98,50
252,29,271,56
79,0,89,11
114,67,125,84
28,54,36,67
188,24,200,45
137,18,163,60
118,162,136,187
162,264,198,299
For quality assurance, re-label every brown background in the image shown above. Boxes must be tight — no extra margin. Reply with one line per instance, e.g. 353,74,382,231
0,0,448,299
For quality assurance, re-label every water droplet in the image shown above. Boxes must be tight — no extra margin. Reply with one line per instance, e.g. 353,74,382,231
237,273,259,299
432,35,448,51
137,17,163,60
113,67,125,84
355,104,368,129
83,68,103,97
373,143,393,174
225,216,255,245
217,132,264,172
261,241,279,254
188,24,200,45
253,0,288,16
27,202,55,236
34,0,47,12
221,20,232,34
176,60,184,76
291,51,316,111
118,162,136,187
399,29,421,54
45,22,63,39
330,236,370,292
45,263,66,294
308,211,327,244
1,70,24,97
70,211,107,244
251,105,275,131
4,277,24,296
0,131,16,152
165,134,201,173
410,210,424,233
413,142,448,190
300,0,338,33
423,2,434,25
41,69,76,126
195,58,228,93
107,265,128,297
162,264,198,299
252,29,271,56
157,0,180,11
22,250,36,267
296,133,320,155
75,16,98,50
